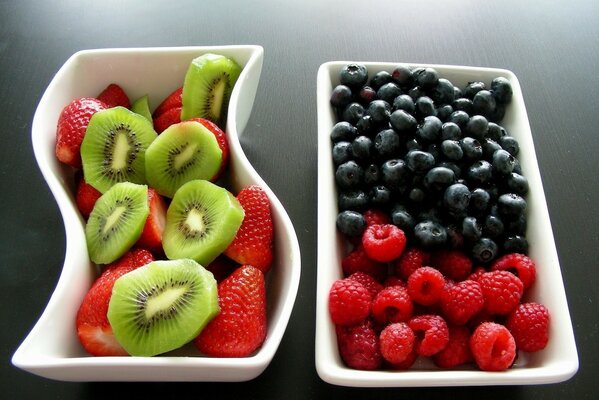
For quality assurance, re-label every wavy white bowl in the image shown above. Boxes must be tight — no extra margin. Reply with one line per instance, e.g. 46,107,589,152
12,45,301,382
315,61,578,386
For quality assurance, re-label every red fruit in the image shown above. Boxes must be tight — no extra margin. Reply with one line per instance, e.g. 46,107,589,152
153,87,183,118
189,117,230,181
76,248,155,356
346,271,384,299
75,175,102,219
491,253,536,291
362,224,407,262
383,275,406,288
195,265,267,357
371,285,413,325
408,314,449,357
407,266,446,306
336,320,382,370
328,278,372,326
55,97,107,168
506,302,550,352
363,209,391,226
431,249,473,281
136,188,167,255
439,279,485,326
96,83,130,109
387,348,418,370
205,255,240,283
341,245,387,282
433,325,473,368
470,322,516,371
468,266,487,282
153,106,181,133
478,270,524,315
224,185,274,273
379,322,415,364
394,247,431,281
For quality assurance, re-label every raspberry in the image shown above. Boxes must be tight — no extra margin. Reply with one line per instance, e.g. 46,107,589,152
341,245,388,282
407,266,445,306
470,322,516,371
468,266,487,282
379,322,415,364
478,271,524,315
347,272,384,299
336,320,382,370
363,208,391,226
433,325,473,368
394,247,431,280
506,302,550,352
408,314,449,357
328,278,372,326
371,285,414,324
362,224,407,262
491,253,536,291
439,279,485,325
383,275,406,288
431,249,473,281
387,349,418,370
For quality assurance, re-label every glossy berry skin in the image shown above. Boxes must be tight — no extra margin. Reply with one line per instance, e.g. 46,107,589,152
416,116,442,143
469,188,491,215
335,160,363,189
342,102,365,124
491,77,513,104
369,70,393,90
499,135,520,156
336,321,382,370
472,90,497,118
492,149,516,175
332,141,353,165
497,193,527,218
448,110,470,127
408,314,449,357
414,67,439,89
75,175,102,219
379,322,415,364
443,183,470,213
441,139,463,160
377,82,402,103
390,204,416,232
330,84,353,108
391,64,414,87
506,302,550,352
483,214,504,238
471,237,499,263
331,121,358,142
328,278,372,326
390,109,418,132
424,166,455,192
393,94,416,113
351,135,373,161
336,210,366,237
358,86,377,105
431,78,456,105
452,97,474,114
153,86,183,118
414,220,448,248
415,96,436,119
470,322,516,371
505,172,529,196
97,83,130,108
465,115,489,139
338,190,368,211
362,224,407,262
367,99,391,123
460,137,483,160
406,150,435,173
462,216,483,242
464,81,486,99
369,185,392,207
467,160,493,186
374,129,401,157
381,159,409,190
339,63,368,88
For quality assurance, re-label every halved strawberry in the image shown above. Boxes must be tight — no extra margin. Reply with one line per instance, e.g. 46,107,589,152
55,97,107,168
76,248,154,356
97,83,130,109
224,185,273,273
153,106,182,134
195,265,267,357
75,174,102,219
190,117,229,181
136,188,167,256
153,87,183,118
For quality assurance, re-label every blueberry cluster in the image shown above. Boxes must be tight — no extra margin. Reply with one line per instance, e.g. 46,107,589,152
332,63,528,264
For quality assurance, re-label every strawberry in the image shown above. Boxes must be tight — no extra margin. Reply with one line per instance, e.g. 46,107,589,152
136,188,168,256
153,106,182,133
195,265,267,357
96,83,130,109
224,185,274,273
55,97,107,168
75,174,102,219
153,87,183,118
206,255,240,283
190,117,230,181
76,248,154,356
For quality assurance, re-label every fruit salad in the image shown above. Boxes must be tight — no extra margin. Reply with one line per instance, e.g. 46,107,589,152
54,53,275,358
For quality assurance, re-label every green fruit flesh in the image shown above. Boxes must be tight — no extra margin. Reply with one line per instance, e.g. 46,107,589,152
145,120,223,198
81,106,157,193
180,53,242,127
131,95,152,122
85,182,149,264
107,259,219,357
163,179,244,265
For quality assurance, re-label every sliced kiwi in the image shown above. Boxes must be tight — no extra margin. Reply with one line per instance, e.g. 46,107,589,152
85,182,149,264
180,53,242,127
131,95,152,122
107,258,219,356
81,106,157,193
163,179,244,265
144,120,222,198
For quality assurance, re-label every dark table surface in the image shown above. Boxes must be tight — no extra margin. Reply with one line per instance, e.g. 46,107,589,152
2,0,598,398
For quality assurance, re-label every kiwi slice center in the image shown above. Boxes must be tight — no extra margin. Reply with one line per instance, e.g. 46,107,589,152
208,77,227,119
103,124,140,180
180,204,209,239
141,285,189,323
170,142,198,172
110,130,133,170
98,197,133,240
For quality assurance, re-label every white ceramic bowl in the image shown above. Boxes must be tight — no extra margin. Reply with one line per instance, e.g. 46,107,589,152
316,61,578,387
12,45,301,382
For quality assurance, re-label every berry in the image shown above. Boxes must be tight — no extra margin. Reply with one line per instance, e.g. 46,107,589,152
332,141,353,165
330,121,358,142
153,86,183,118
190,118,230,181
492,149,516,175
196,265,267,357
391,65,414,87
372,285,414,324
330,84,353,108
491,252,536,291
336,321,382,370
336,210,366,237
443,183,470,213
338,190,368,211
415,96,436,119
362,224,407,262
472,91,497,119
347,272,384,299
392,94,415,113
205,255,239,283
448,110,470,127
433,325,473,368
406,150,435,174
408,314,449,357
389,109,417,132
439,279,485,325
328,278,372,326
414,220,448,248
441,139,463,160
497,193,527,218
416,116,442,143
366,99,391,123
471,237,498,263
460,137,483,160
381,159,409,190
431,249,473,281
407,266,445,306
423,166,455,192
506,302,550,352
478,270,524,315
136,187,167,256
470,322,516,371
153,106,181,133
374,129,401,157
75,175,102,219
377,82,402,103
335,160,363,189
339,63,368,89
413,67,439,89
96,83,130,108
379,322,415,364
464,81,486,99
491,77,513,104
341,102,365,124
351,135,374,161
390,204,416,232
363,209,391,226
341,245,387,282
465,115,489,139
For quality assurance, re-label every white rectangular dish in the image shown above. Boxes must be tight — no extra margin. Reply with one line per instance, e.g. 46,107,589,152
315,61,578,387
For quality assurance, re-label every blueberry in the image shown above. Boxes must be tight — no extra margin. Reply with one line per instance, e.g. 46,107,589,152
498,136,520,156
405,138,424,152
356,115,376,136
436,161,462,179
390,109,417,132
364,163,380,186
351,136,373,161
505,172,529,195
497,193,527,217
338,190,369,211
392,94,416,113
409,187,427,203
446,224,465,248
406,150,436,173
483,214,504,238
358,86,377,105
506,214,527,235
435,104,454,121
374,129,401,157
414,67,439,89
481,138,502,160
339,63,368,89
332,141,353,165
465,115,489,140
377,82,402,103
430,78,456,105
464,81,486,99
330,84,353,108
467,160,493,186
391,65,414,88
341,102,365,125
486,122,508,141
472,90,497,118
415,96,436,119
503,235,528,254
492,149,516,175
491,77,513,104
447,110,470,127
462,216,483,242
335,160,363,189
444,183,471,213
391,204,416,231
414,220,447,247
369,70,393,90
487,103,506,123
426,143,441,160
469,188,491,214
471,238,498,263
460,137,483,161
416,116,442,143
441,139,463,160
424,166,455,192
408,86,427,101
369,185,392,207
381,159,409,190
452,98,474,114
440,122,462,141
336,210,366,237
367,99,391,123
330,121,357,142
